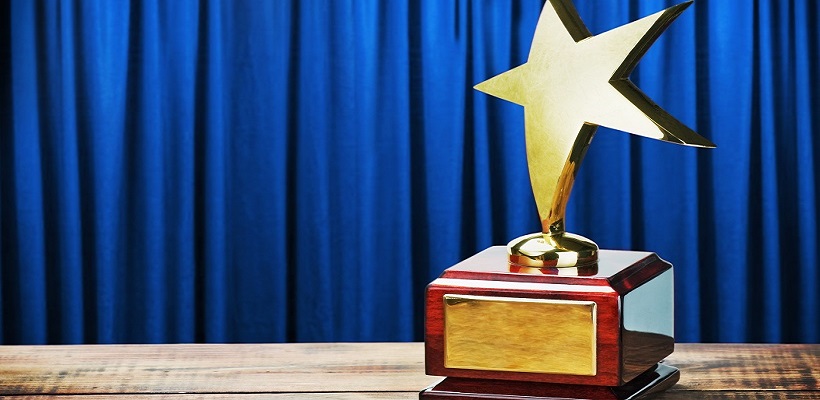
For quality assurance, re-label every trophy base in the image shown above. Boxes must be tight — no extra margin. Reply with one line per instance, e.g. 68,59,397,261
507,231,598,268
420,363,679,400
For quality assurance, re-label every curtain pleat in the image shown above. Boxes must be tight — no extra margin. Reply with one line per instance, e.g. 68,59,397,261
1,0,818,344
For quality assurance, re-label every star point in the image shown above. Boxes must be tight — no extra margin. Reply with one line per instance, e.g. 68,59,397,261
476,0,714,237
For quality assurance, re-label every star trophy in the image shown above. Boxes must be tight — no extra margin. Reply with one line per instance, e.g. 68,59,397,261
420,1,714,399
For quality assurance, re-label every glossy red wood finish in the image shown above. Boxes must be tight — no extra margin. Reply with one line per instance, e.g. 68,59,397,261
440,247,668,292
425,277,621,385
420,363,680,400
424,247,673,387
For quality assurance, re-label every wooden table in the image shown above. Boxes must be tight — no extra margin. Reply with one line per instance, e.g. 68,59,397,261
0,343,816,399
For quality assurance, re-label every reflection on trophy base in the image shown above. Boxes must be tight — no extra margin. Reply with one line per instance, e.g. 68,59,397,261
420,363,680,400
508,231,598,268
424,247,675,393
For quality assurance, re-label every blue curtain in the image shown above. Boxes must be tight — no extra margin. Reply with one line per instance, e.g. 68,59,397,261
1,0,817,344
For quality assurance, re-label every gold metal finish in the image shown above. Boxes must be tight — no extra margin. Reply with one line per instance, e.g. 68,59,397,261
443,294,597,375
475,0,714,268
508,231,597,268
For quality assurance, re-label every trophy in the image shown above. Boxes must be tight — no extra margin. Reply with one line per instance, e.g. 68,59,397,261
421,1,714,399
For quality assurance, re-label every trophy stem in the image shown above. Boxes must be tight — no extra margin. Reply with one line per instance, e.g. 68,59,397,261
507,230,598,268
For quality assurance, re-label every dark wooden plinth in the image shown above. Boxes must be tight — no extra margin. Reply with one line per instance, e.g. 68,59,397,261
425,247,674,386
420,363,680,400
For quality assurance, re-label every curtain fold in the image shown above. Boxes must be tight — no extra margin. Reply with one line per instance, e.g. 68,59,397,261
1,0,817,344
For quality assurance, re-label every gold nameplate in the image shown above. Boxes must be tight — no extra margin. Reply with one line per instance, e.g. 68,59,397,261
443,294,596,375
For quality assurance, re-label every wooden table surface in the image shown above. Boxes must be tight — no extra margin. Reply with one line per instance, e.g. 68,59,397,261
0,343,816,399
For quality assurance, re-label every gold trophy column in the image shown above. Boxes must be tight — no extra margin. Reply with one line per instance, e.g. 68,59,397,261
474,0,714,268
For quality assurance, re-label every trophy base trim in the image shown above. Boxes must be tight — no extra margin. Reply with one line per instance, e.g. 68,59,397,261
420,363,679,400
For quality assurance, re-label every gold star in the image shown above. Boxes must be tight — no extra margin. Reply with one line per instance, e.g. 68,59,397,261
476,0,714,267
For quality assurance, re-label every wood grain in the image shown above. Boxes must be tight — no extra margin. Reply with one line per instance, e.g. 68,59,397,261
0,343,816,398
0,395,414,399
669,344,819,391
425,249,674,386
0,343,435,395
440,247,669,291
425,278,623,385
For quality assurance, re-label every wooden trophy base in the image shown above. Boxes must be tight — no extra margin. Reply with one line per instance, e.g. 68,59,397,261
420,363,680,400
422,247,678,399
